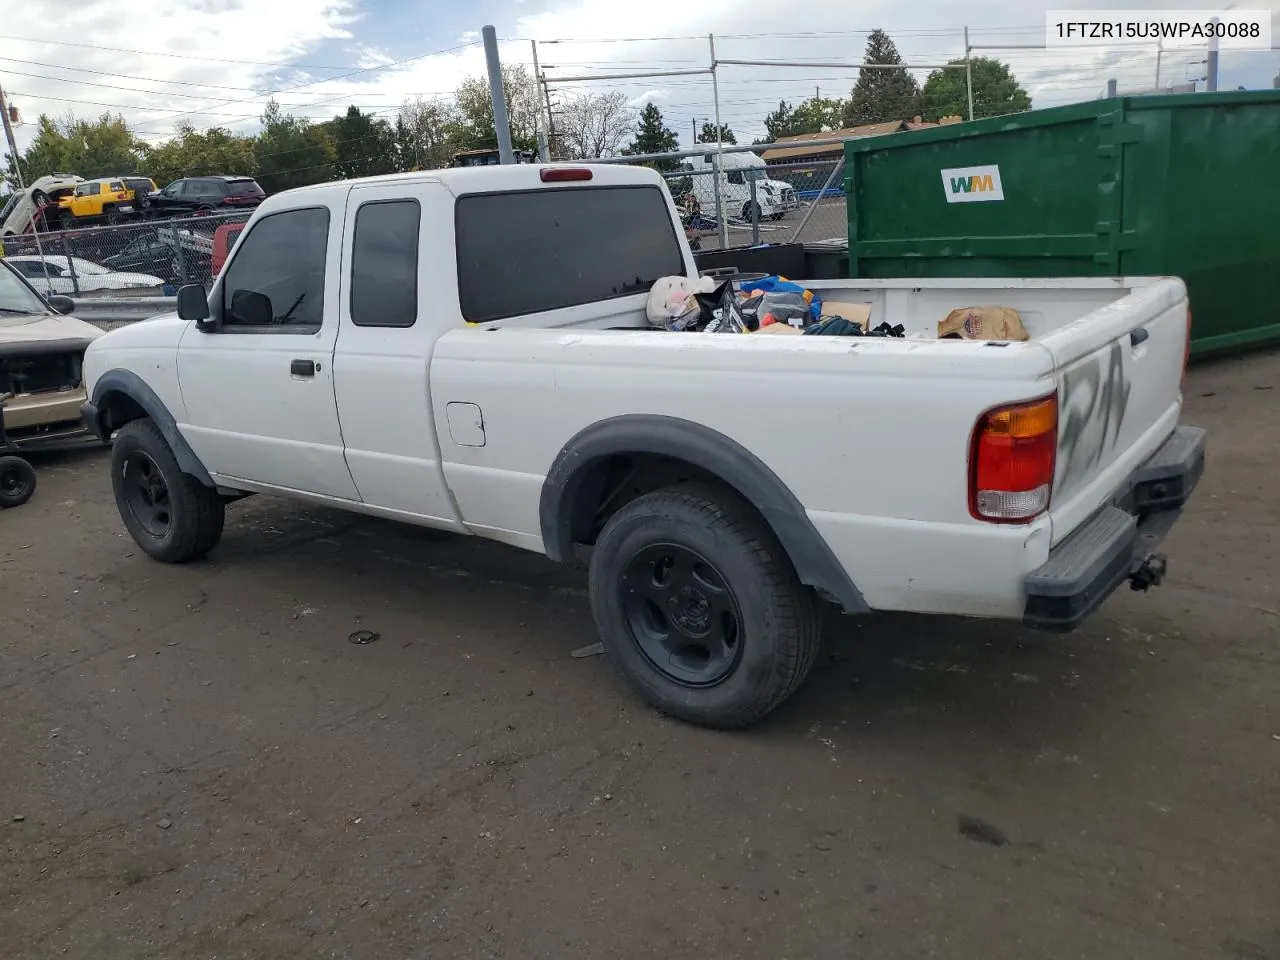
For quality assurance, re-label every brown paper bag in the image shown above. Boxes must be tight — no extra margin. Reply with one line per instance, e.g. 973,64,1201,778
819,301,872,331
754,322,802,335
938,305,1029,341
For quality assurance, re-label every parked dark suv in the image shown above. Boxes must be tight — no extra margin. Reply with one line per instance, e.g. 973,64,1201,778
139,176,266,217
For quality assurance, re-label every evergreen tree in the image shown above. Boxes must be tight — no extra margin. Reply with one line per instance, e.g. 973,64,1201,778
324,106,399,180
763,100,801,141
621,103,680,166
697,121,736,145
844,29,922,125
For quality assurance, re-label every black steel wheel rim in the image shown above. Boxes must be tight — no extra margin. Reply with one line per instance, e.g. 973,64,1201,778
121,451,172,538
0,465,28,498
619,542,744,687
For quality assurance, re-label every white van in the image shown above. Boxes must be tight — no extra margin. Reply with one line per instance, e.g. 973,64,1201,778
677,152,798,223
0,174,83,237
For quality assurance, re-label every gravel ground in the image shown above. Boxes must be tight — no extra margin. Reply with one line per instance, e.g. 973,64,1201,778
1,349,1277,960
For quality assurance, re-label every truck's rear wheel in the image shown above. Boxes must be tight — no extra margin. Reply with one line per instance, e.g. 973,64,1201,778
588,483,821,728
111,419,224,563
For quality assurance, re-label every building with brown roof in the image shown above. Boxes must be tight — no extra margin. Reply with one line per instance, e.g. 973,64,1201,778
760,116,962,165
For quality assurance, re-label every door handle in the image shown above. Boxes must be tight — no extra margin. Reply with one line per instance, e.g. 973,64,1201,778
290,359,316,377
1130,327,1150,347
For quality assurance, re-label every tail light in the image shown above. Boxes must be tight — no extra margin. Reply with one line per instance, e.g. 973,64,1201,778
969,394,1058,523
540,167,592,182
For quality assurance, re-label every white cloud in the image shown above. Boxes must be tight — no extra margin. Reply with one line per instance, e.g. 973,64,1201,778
626,90,670,107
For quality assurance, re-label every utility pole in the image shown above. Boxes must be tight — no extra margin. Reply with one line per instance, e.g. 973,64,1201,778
481,26,514,164
963,27,975,121
0,84,25,191
530,39,550,161
534,41,558,160
709,33,727,248
1155,39,1164,90
1206,16,1220,91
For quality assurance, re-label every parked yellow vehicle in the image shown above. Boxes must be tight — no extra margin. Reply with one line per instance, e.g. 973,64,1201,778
57,176,157,228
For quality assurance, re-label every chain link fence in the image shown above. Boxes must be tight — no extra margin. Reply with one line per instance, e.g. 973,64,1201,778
641,156,848,254
0,211,251,298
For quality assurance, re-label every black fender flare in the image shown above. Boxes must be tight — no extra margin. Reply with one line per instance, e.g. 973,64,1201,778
538,414,868,614
83,369,214,487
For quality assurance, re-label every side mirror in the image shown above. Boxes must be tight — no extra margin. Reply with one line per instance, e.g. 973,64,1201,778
46,294,75,315
228,289,272,326
176,283,212,325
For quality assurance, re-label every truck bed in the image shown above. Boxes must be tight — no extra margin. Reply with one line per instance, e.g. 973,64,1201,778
485,275,1155,342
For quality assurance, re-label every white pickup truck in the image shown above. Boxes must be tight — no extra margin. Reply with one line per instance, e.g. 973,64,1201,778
79,163,1205,728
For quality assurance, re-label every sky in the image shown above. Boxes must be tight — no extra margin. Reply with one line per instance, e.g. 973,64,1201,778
1,0,1277,161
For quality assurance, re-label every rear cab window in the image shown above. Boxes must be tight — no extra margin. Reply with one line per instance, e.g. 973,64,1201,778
454,184,684,323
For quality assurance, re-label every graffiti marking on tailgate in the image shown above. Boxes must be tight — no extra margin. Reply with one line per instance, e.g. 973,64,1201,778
1057,341,1130,495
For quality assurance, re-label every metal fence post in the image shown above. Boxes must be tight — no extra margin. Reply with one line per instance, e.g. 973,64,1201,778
749,178,760,245
789,158,845,243
174,226,190,286
61,233,81,296
708,33,727,249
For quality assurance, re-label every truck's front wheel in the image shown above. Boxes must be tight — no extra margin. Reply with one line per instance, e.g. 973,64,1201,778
588,483,821,728
111,419,224,563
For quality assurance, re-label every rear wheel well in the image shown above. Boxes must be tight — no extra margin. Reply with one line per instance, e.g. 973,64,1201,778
566,453,772,551
96,390,147,435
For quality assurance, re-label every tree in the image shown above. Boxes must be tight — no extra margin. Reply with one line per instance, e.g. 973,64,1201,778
395,97,459,170
323,106,398,180
761,96,845,142
556,92,634,159
922,57,1031,122
141,124,256,188
254,100,336,193
453,64,541,155
763,100,798,141
844,29,922,125
17,113,144,182
697,121,736,145
790,97,845,133
621,103,680,168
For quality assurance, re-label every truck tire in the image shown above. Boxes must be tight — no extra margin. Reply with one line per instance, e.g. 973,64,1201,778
0,456,36,508
104,205,123,225
111,419,224,563
588,482,821,728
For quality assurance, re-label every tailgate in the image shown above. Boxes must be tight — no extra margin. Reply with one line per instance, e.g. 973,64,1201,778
1040,278,1190,546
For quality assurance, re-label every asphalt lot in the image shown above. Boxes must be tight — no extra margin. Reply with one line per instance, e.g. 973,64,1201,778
689,198,848,251
2,349,1277,960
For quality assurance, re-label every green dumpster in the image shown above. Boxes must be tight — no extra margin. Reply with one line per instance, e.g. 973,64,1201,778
844,90,1280,356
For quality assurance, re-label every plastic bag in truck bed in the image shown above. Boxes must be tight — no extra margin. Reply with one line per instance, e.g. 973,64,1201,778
938,306,1029,341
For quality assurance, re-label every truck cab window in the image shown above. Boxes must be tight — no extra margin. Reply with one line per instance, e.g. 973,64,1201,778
350,199,420,328
727,170,745,185
456,185,684,323
221,207,329,329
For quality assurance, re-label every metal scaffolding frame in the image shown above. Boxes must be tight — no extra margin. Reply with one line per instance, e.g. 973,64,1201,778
535,33,977,245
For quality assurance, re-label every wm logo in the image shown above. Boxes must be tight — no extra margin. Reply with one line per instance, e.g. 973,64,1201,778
950,174,996,194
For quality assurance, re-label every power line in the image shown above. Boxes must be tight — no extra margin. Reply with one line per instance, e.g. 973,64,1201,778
0,33,358,69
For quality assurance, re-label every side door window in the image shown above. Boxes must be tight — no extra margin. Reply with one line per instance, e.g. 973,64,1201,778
219,207,329,331
350,199,420,328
